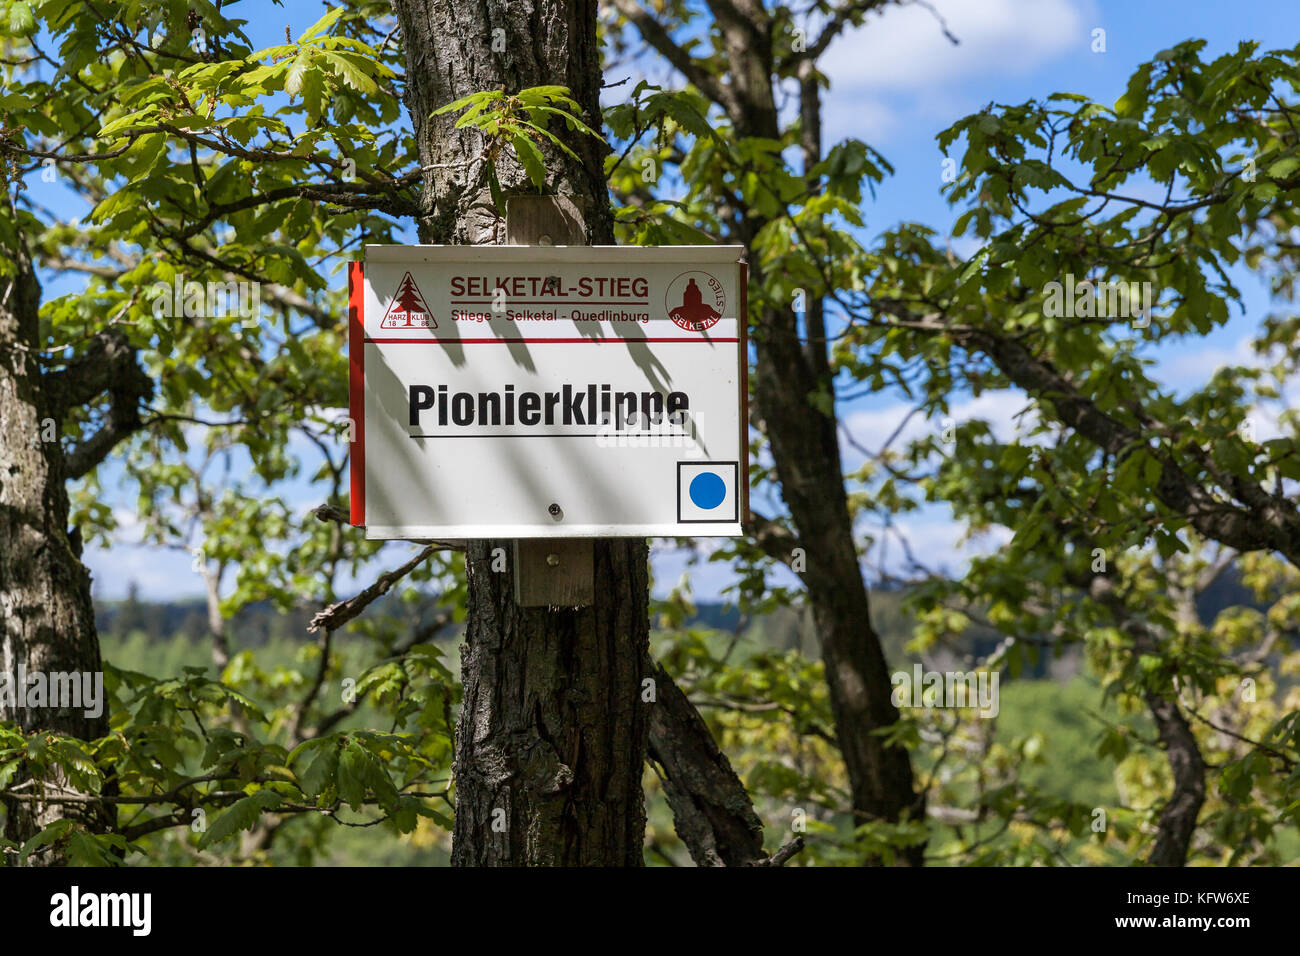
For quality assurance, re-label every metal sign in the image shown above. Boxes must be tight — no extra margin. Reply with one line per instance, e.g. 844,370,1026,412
349,245,748,539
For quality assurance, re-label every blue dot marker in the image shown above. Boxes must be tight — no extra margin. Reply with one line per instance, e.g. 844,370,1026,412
688,472,727,510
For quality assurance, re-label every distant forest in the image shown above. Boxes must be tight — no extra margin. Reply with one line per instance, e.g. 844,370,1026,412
95,566,1267,680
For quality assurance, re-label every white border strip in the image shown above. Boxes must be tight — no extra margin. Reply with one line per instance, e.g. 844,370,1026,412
364,244,746,265
364,523,743,540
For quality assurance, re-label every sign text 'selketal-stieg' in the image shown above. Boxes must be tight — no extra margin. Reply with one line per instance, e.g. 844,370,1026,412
349,245,748,538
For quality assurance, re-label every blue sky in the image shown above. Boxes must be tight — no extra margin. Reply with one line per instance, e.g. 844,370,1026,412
65,0,1300,602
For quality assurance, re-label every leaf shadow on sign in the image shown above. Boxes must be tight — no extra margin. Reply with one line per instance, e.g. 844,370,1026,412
367,349,570,528
572,319,674,398
577,320,717,459
475,317,709,517
427,325,539,375
367,351,433,520
368,336,660,532
571,318,714,458
439,309,679,401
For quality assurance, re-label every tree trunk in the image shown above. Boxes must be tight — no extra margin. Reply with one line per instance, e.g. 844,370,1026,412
699,0,924,863
0,227,111,865
391,0,649,865
451,540,648,865
1143,690,1206,866
1088,576,1206,866
750,296,925,864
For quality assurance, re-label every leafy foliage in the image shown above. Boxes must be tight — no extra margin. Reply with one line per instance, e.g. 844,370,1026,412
1,0,1296,866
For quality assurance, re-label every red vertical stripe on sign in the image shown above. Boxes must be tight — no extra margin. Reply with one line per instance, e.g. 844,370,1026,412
348,261,365,526
739,259,751,525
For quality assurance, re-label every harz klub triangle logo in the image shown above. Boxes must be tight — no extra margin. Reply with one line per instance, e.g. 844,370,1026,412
381,271,437,329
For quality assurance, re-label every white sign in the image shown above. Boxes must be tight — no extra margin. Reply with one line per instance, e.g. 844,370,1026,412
349,245,748,538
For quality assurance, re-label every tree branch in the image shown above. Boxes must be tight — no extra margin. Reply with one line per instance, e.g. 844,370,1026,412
608,0,735,113
746,509,802,566
645,659,770,866
43,328,154,478
862,304,1300,566
307,546,436,634
808,1,896,60
1088,576,1206,866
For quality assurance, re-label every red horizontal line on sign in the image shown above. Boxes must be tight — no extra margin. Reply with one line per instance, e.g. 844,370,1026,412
365,336,739,344
449,300,650,306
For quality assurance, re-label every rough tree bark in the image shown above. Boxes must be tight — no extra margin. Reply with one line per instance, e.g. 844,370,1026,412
0,227,114,864
644,660,766,866
391,0,649,865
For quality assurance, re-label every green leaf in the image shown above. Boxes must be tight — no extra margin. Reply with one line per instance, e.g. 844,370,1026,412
299,6,343,43
198,789,283,850
300,742,339,799
433,90,497,117
488,167,505,214
319,51,377,95
8,1,35,35
1266,157,1300,180
0,758,20,789
512,133,546,188
20,819,74,864
285,53,311,98
338,739,398,811
67,830,116,866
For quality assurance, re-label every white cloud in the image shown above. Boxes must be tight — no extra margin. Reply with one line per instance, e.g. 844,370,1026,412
821,97,902,144
841,389,1038,463
821,0,1088,94
866,509,1013,578
1153,333,1257,387
818,0,1091,145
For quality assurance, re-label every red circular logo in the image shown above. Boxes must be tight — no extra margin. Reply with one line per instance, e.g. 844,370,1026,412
665,271,726,333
